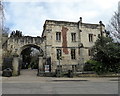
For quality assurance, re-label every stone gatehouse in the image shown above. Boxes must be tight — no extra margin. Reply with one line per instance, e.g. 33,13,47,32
41,18,106,72
1,17,106,76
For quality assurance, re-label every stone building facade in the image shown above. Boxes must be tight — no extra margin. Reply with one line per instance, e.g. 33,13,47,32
2,18,106,75
42,18,106,72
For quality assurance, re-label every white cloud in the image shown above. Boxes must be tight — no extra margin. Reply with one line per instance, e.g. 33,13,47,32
4,2,48,36
3,0,120,36
3,0,89,3
93,0,115,9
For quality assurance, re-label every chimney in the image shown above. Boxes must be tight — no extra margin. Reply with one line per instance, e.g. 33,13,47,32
78,17,82,30
79,17,82,23
99,21,103,36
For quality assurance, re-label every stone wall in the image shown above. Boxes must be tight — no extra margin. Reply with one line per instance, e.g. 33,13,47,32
42,19,106,72
2,18,106,73
7,36,44,56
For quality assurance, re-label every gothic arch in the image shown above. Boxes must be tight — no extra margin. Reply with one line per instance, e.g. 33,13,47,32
18,44,44,57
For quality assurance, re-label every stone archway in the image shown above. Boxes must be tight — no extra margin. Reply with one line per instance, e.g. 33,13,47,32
18,44,44,75
19,44,44,57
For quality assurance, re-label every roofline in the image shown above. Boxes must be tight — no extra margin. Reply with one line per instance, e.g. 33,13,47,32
82,23,99,25
45,19,104,26
45,19,77,24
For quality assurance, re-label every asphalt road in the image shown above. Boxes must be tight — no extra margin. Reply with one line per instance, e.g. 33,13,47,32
1,69,119,94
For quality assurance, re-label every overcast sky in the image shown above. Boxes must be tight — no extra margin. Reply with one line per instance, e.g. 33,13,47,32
3,0,120,36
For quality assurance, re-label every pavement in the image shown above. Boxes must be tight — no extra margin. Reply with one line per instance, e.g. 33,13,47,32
1,69,119,94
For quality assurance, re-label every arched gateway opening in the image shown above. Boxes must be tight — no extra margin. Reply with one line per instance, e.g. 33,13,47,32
19,44,44,75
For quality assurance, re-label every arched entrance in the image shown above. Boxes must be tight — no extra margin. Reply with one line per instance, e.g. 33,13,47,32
21,47,39,69
19,44,44,75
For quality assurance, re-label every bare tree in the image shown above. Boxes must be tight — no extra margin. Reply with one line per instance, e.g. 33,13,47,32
107,2,120,42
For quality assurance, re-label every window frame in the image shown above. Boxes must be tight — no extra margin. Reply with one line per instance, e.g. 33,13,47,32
71,33,76,42
56,49,62,60
88,34,93,42
71,49,76,60
56,32,61,41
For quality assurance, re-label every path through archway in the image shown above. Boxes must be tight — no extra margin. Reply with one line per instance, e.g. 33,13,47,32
20,44,44,75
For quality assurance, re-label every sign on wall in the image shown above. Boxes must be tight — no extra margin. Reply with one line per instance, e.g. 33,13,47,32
45,65,49,72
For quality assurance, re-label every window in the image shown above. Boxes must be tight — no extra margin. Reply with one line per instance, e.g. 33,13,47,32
88,49,93,56
56,49,62,60
71,33,76,42
88,34,93,42
56,32,61,41
71,49,76,59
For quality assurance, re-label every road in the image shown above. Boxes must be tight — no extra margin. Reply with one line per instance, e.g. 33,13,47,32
1,69,118,94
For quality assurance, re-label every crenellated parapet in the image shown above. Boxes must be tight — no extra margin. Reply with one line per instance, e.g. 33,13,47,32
7,36,45,56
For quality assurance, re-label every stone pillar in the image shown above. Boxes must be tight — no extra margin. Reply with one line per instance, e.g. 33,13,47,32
12,57,19,76
39,57,43,71
78,48,85,71
38,57,44,76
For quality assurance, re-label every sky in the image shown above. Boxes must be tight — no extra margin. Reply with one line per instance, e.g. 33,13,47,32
2,0,120,36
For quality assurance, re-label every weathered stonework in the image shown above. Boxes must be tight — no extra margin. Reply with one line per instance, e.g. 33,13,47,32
2,18,106,74
7,36,45,56
12,56,19,76
42,18,106,72
62,26,69,54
